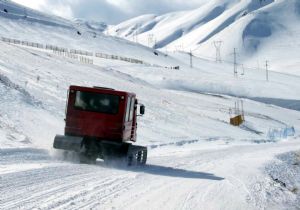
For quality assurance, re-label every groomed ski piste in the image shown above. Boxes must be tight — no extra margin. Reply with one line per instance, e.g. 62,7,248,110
0,0,300,209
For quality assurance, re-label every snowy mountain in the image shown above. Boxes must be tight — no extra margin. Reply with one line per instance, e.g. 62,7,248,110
0,0,300,209
73,19,108,32
0,0,176,66
109,0,300,75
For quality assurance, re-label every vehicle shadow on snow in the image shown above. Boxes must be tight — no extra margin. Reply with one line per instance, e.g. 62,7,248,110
97,162,224,180
134,164,224,180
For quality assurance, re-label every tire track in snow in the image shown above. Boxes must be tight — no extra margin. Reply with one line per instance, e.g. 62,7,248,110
0,164,133,209
71,178,135,210
37,175,134,210
1,166,100,209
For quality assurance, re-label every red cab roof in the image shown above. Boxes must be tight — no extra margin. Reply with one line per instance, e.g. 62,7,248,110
69,85,136,97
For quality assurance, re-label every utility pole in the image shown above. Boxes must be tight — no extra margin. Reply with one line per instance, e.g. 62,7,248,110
153,37,157,49
135,30,138,43
148,34,154,47
189,50,193,68
134,23,140,43
213,41,222,62
265,60,269,81
241,64,245,75
233,48,238,77
24,7,27,18
241,100,244,121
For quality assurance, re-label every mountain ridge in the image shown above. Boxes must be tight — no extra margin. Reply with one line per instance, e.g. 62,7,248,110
108,0,300,75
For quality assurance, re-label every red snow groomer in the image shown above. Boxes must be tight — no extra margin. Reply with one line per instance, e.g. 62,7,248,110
53,85,147,165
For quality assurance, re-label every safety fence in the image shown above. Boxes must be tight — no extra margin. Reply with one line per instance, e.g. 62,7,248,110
1,36,179,69
95,52,144,65
53,50,78,59
70,49,93,57
46,44,68,52
79,56,93,65
1,37,44,48
52,50,93,64
267,126,295,141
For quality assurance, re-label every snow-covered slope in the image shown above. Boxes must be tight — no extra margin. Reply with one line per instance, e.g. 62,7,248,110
1,39,300,208
0,0,177,67
109,0,300,75
74,19,108,32
1,0,300,209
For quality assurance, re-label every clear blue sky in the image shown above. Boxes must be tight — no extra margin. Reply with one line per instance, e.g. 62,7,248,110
11,0,206,24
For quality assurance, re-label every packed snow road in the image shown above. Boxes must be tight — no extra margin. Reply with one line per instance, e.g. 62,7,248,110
1,139,300,210
1,1,300,209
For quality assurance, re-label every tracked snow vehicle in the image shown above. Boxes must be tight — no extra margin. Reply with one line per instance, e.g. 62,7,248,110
53,85,147,165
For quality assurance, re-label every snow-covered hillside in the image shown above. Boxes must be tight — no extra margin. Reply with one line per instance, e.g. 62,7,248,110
74,19,108,33
1,0,300,209
109,0,300,75
0,0,178,67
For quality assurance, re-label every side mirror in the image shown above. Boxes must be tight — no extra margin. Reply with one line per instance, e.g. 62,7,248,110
140,104,145,115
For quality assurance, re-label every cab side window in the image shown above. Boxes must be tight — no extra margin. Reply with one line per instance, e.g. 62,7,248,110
129,97,135,121
125,97,131,122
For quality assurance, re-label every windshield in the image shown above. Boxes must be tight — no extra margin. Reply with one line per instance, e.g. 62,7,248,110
74,91,120,114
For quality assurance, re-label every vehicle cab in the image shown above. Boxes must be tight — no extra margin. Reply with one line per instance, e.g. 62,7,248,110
65,86,144,143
